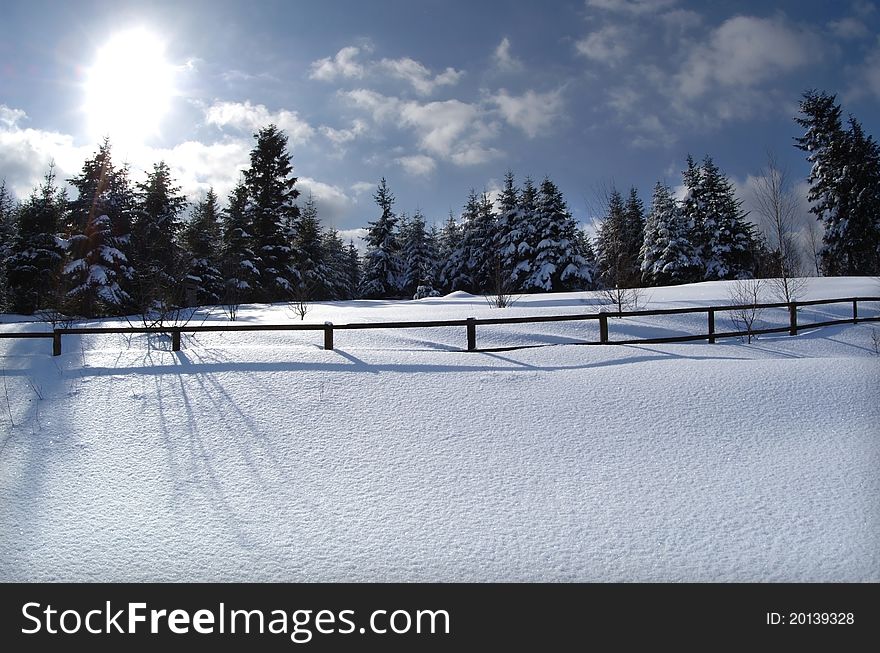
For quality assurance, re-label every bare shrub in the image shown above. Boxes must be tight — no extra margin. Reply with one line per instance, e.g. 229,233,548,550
727,278,767,343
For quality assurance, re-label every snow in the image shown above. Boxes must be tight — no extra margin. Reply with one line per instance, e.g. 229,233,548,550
1,277,878,581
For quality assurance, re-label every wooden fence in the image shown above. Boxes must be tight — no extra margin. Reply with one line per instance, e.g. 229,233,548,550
0,296,878,356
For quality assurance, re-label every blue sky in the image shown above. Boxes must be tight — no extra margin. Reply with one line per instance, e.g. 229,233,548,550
1,0,878,241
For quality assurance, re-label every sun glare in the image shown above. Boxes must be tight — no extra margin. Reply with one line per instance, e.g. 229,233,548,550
83,27,174,147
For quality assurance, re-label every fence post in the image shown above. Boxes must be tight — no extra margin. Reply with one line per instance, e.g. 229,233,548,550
466,317,476,351
53,331,62,357
853,299,858,324
172,329,181,351
789,302,798,336
324,322,334,351
599,313,609,344
707,309,715,344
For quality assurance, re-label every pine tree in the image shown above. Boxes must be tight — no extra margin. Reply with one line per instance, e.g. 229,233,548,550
400,209,437,296
623,187,645,278
6,168,67,315
359,178,402,298
526,177,592,291
795,90,880,274
596,188,634,289
0,181,18,312
221,180,259,309
291,193,328,299
131,161,188,318
244,124,300,301
640,182,701,286
65,141,135,316
699,156,753,280
438,211,467,292
183,188,224,306
679,155,706,281
345,240,361,299
320,229,352,300
457,189,496,293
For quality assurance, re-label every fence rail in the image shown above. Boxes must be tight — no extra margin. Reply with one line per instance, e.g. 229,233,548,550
0,296,878,356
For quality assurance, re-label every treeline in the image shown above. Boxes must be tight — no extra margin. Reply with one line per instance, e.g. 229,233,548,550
0,89,877,319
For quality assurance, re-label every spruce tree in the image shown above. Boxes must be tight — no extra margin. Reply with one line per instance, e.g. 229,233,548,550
244,124,300,301
400,209,437,295
221,180,259,309
438,212,467,292
6,168,67,315
795,90,880,274
345,240,361,299
699,156,753,280
623,187,645,279
320,229,352,300
291,193,327,298
131,161,187,318
595,188,635,290
640,182,701,286
359,178,402,298
526,177,592,291
65,141,135,316
183,188,224,306
0,181,17,312
457,189,496,293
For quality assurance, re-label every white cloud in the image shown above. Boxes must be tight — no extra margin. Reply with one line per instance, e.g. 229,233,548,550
0,105,27,129
575,25,631,64
379,57,464,96
296,176,355,227
586,0,678,14
0,119,89,199
343,89,402,122
311,45,463,96
847,38,880,101
491,88,565,138
343,90,501,166
676,16,817,99
396,154,437,177
350,181,375,195
493,37,523,72
828,17,871,39
309,46,365,81
204,100,314,144
319,119,368,146
337,228,368,251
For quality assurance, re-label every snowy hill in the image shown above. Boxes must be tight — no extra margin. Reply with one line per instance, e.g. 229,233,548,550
1,277,878,581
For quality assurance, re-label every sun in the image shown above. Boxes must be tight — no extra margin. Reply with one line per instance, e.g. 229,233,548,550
83,28,175,147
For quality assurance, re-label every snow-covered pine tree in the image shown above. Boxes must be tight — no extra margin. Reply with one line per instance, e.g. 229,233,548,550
183,188,224,306
509,176,539,291
526,177,591,291
0,180,18,311
595,188,637,290
437,211,467,292
699,156,753,280
131,161,188,319
345,240,361,299
795,90,880,275
400,209,437,296
623,187,645,280
641,182,701,286
64,141,136,316
291,193,329,299
458,189,496,293
220,180,259,311
679,154,706,282
5,168,67,315
244,124,300,302
359,178,402,298
493,170,524,295
320,229,352,300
